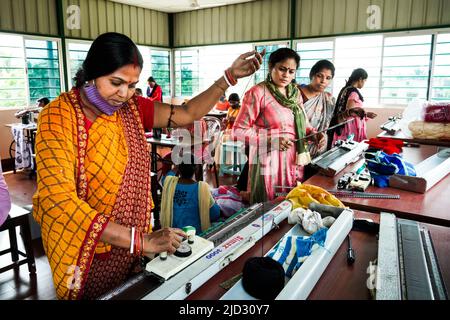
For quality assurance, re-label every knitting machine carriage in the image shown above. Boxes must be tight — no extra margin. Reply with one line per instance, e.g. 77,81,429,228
311,138,369,177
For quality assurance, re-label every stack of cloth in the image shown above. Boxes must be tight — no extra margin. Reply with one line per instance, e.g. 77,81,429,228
366,137,404,155
365,151,416,188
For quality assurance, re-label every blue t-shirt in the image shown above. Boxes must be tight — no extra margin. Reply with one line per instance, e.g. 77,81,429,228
162,171,220,232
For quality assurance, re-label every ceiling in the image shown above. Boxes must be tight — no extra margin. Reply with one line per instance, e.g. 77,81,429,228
110,0,256,13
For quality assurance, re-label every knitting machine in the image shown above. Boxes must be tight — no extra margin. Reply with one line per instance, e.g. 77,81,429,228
376,213,447,300
311,138,369,177
221,207,354,300
98,200,292,300
380,116,402,135
389,148,450,193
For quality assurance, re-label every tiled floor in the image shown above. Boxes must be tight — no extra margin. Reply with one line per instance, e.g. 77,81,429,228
1,158,239,300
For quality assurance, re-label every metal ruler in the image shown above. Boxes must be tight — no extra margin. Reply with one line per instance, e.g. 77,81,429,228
328,190,400,199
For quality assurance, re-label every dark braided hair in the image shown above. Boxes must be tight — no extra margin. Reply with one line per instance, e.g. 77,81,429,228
346,68,368,86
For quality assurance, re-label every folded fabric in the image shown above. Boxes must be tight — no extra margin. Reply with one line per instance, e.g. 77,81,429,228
365,151,416,187
367,137,404,155
267,228,328,278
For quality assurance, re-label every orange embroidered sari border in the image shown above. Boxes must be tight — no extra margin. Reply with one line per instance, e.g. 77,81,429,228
129,96,153,231
69,213,110,300
67,89,89,201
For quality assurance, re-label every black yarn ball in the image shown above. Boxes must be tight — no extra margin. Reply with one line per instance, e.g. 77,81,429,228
242,257,285,300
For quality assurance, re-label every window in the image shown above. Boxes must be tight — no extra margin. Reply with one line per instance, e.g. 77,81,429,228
334,35,383,105
254,43,289,84
381,35,432,104
150,49,171,99
197,43,253,99
0,34,26,107
296,40,334,86
25,39,61,104
431,33,450,101
67,41,91,87
175,50,199,97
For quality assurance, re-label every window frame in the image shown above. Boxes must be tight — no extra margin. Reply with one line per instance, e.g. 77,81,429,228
24,35,64,106
65,38,92,89
173,47,200,98
430,32,450,102
293,28,450,108
0,33,64,110
148,47,172,99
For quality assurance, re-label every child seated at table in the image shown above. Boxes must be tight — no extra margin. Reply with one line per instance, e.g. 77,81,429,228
160,154,220,232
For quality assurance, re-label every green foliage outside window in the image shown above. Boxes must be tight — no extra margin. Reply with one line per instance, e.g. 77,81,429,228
151,50,171,98
25,39,61,104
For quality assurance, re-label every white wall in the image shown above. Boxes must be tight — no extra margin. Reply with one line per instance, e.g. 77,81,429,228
365,106,404,139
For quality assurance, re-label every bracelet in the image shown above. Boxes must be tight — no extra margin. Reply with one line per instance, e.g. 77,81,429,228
225,68,237,86
130,227,135,255
141,232,145,256
223,71,232,87
135,229,141,257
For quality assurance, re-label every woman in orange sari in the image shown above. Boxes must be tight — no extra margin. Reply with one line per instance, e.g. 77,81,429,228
32,32,263,299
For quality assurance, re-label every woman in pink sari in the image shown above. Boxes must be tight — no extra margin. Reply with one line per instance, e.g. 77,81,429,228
331,68,377,144
232,48,324,203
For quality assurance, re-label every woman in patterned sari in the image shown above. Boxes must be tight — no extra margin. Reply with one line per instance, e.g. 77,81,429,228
298,60,336,157
232,48,325,203
32,32,263,299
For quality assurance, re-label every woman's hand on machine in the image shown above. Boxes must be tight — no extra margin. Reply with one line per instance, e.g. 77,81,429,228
143,227,186,256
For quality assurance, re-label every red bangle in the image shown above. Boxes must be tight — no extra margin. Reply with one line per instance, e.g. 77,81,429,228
141,232,145,257
134,229,140,257
138,231,142,257
225,68,237,86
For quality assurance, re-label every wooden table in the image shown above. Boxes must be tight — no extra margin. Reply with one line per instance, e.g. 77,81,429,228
304,145,450,227
377,130,450,148
187,210,450,300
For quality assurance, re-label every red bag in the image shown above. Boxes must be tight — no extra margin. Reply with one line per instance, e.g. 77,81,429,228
423,103,450,123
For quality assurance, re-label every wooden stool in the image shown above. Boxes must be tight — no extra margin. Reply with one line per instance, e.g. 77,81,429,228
0,204,36,274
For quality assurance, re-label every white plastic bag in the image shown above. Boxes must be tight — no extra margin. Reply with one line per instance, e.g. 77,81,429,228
399,100,427,137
